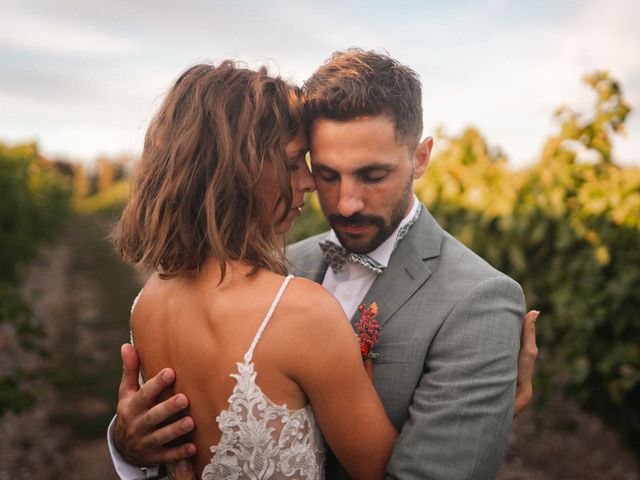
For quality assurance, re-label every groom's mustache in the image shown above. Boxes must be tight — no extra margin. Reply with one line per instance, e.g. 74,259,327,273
329,213,386,228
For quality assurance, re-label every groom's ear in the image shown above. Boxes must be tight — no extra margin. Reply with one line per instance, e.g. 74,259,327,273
413,136,433,179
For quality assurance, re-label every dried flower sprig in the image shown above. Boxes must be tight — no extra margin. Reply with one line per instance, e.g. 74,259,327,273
355,302,381,360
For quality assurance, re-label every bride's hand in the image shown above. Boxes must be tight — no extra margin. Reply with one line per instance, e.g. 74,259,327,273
114,343,198,466
513,311,539,417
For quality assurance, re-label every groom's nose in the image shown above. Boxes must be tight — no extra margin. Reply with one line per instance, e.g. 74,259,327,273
337,179,364,217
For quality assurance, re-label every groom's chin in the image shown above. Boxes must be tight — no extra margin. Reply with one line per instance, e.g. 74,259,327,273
334,229,380,254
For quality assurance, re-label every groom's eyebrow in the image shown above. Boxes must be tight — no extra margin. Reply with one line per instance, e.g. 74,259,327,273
312,161,394,177
355,162,394,174
312,163,338,174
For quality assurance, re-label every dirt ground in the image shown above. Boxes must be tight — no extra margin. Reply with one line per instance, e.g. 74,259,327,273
0,215,131,480
1,215,638,479
499,396,639,480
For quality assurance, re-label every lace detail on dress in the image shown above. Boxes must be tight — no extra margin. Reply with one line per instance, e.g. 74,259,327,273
202,275,325,479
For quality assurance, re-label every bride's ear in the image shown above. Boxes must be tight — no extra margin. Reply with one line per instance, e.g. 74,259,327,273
413,136,433,179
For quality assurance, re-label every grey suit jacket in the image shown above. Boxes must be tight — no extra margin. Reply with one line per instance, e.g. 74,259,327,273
287,206,524,480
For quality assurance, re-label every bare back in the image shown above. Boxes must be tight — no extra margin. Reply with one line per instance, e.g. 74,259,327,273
130,262,311,474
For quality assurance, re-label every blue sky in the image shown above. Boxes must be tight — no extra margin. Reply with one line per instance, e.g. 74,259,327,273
1,0,638,167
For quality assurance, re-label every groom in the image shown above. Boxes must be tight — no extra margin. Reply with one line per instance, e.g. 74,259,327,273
110,49,537,479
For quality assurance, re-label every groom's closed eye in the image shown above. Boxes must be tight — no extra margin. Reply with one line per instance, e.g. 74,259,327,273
359,168,390,184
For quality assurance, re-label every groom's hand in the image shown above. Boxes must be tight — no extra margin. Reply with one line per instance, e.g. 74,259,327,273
114,344,197,466
513,310,539,417
173,460,197,480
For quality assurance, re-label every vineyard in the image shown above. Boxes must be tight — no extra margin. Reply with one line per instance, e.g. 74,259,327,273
418,72,640,450
0,71,638,477
0,143,71,414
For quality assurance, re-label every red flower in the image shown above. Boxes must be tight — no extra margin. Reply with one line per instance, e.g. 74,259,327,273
355,302,381,360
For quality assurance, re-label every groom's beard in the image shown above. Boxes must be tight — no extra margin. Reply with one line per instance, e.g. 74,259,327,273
329,212,387,254
329,176,413,254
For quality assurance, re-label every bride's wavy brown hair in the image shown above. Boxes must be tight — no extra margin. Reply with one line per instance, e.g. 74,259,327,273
114,62,304,279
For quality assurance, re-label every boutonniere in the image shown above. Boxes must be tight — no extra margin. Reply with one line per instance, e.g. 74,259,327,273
355,302,381,382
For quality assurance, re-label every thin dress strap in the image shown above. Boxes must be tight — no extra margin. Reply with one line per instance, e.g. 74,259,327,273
129,288,145,385
131,288,144,315
243,275,293,364
129,288,144,345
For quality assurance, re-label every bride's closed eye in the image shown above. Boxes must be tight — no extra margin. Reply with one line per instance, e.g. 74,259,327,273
288,152,309,172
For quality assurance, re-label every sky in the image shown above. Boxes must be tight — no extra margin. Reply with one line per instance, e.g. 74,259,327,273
1,0,638,168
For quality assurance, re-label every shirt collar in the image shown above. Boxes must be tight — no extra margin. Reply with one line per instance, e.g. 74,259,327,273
327,194,420,269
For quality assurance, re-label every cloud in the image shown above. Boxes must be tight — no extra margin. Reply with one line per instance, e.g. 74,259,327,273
0,8,140,56
412,0,639,165
0,0,637,165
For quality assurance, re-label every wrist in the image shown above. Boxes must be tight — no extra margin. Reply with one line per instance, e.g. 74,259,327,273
516,373,532,386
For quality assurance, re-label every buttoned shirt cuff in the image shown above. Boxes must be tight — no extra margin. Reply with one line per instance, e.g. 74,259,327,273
107,414,156,479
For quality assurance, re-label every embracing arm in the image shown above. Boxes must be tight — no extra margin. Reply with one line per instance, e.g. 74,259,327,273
107,343,197,479
386,276,525,480
287,281,398,480
514,310,539,416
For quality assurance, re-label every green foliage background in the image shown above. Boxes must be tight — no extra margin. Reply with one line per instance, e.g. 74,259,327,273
420,73,639,450
0,143,72,413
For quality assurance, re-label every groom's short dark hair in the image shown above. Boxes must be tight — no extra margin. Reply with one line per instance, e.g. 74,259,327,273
303,48,423,149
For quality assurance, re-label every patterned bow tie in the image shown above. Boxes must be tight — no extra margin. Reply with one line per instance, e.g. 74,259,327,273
319,204,423,275
319,241,386,274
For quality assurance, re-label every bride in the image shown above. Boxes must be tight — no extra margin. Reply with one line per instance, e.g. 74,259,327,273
114,61,397,479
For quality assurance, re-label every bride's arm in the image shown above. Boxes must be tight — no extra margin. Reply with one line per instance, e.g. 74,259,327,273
283,279,397,480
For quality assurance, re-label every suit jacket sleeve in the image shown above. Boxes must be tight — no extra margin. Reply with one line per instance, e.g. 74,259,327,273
385,275,525,480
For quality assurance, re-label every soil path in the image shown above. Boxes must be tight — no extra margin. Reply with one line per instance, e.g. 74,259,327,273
1,215,139,479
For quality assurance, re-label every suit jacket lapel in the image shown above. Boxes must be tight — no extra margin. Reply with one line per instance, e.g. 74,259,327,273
302,254,328,284
350,207,443,328
288,233,329,283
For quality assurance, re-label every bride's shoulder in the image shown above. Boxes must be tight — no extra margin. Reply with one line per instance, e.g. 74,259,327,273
279,277,349,330
286,275,326,292
275,278,359,380
286,277,341,308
